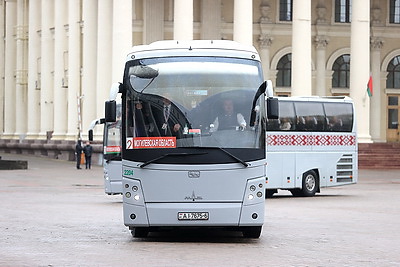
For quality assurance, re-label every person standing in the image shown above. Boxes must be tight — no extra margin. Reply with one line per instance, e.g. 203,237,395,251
75,140,83,169
83,141,93,169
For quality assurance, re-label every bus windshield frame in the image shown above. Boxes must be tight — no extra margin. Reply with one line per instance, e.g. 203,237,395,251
122,56,266,165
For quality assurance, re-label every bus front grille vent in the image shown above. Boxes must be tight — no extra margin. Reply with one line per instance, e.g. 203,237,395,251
336,154,353,183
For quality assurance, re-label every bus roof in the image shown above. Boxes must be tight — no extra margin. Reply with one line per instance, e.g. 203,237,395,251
126,40,260,61
277,96,354,103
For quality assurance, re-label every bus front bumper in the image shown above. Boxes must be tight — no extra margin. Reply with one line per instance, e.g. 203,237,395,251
123,201,264,227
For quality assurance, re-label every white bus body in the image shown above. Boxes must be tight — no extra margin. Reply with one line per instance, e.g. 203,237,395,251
113,40,276,238
103,119,122,195
265,96,358,197
88,102,122,195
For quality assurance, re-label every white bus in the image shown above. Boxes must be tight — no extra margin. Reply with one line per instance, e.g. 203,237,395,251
88,103,122,195
105,40,279,238
265,96,357,197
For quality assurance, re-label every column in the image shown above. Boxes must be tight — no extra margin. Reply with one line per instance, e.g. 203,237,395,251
258,34,273,80
3,1,17,138
370,38,384,142
52,0,68,140
95,0,112,139
81,0,98,138
314,36,328,96
350,0,371,142
233,0,253,46
173,0,193,40
0,1,5,134
291,0,312,96
27,0,41,139
40,0,55,138
144,0,164,44
112,0,132,83
15,0,28,138
201,0,221,40
66,0,81,141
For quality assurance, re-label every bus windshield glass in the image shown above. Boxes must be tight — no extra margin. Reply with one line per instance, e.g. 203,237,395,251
104,120,121,161
124,56,265,162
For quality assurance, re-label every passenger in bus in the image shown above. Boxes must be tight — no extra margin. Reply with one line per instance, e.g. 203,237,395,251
280,118,292,130
328,116,343,131
152,96,184,137
210,98,246,132
296,116,306,131
305,116,318,131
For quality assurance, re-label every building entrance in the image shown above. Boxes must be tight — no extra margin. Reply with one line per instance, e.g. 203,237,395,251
387,95,400,142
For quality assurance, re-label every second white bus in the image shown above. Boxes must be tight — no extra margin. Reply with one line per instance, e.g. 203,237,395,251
265,96,357,197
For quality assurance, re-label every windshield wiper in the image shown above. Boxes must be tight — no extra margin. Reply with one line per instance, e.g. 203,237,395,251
105,155,122,163
139,152,208,168
215,147,249,168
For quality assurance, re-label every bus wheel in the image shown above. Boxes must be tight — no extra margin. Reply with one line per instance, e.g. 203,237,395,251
131,227,149,238
300,170,318,197
242,226,262,238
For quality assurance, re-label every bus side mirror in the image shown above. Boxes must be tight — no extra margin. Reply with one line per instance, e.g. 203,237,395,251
105,100,116,122
267,97,279,119
88,129,94,141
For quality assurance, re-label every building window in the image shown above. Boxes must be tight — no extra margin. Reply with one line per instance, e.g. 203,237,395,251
279,0,293,21
332,54,350,88
387,56,400,88
276,54,292,87
335,0,352,23
389,0,400,24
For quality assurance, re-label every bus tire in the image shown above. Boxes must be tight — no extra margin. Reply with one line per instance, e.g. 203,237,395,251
242,226,262,238
300,170,318,197
131,227,149,238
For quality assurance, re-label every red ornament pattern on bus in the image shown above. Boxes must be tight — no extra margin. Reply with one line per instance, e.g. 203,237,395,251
267,134,356,146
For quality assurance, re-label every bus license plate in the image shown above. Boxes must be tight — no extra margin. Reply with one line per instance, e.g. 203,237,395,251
178,212,209,221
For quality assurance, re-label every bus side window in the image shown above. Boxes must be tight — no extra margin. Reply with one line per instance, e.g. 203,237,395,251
324,102,353,132
278,101,296,131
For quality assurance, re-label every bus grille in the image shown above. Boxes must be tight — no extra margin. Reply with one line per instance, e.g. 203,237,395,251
336,154,353,183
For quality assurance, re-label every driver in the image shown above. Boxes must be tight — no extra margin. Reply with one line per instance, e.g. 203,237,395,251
210,98,246,132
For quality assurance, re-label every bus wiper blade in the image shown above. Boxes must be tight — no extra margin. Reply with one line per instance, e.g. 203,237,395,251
139,152,208,168
105,155,122,163
216,147,249,168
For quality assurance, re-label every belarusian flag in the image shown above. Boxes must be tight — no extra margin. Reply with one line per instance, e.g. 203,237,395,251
367,76,373,97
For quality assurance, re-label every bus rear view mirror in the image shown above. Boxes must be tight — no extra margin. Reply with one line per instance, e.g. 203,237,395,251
105,100,117,122
267,97,279,119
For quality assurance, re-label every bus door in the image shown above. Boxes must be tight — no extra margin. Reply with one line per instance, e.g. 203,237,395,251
387,95,400,142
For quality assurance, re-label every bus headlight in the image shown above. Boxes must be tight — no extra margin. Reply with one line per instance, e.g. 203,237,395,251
243,177,265,205
123,178,145,206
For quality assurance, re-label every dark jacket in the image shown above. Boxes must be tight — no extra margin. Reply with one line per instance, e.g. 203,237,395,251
83,145,93,157
75,141,83,154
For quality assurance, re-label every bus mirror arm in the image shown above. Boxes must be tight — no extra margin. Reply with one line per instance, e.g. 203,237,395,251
88,118,106,141
249,81,267,127
109,82,123,101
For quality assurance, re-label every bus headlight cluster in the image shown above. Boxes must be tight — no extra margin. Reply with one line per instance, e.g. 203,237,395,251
123,178,144,206
244,178,266,205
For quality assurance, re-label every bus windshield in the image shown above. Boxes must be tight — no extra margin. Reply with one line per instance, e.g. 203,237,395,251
124,57,265,163
104,120,121,161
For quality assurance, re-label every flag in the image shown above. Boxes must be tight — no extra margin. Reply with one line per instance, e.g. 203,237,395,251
367,76,373,97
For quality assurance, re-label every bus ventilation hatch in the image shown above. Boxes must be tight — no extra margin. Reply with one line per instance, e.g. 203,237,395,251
336,154,353,183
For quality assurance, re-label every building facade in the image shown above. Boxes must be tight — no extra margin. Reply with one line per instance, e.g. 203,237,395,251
1,0,400,160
